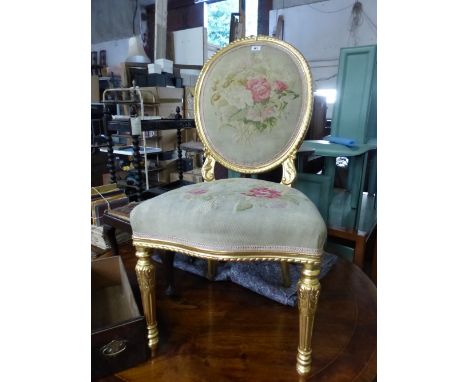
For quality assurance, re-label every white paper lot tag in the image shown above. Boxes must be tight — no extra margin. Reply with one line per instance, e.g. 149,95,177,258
130,117,142,135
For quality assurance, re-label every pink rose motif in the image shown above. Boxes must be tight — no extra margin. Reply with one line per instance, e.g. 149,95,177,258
188,188,208,195
245,77,271,103
274,80,288,92
242,187,282,199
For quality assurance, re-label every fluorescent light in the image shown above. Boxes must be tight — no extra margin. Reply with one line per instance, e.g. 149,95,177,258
315,88,336,104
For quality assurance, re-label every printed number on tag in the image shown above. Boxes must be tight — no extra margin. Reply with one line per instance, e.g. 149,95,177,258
251,46,261,51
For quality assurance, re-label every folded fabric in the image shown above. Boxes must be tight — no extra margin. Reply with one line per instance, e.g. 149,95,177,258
325,136,356,147
152,252,338,306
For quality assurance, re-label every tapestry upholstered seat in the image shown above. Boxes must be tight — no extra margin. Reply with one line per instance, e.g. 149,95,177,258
131,178,326,257
130,35,327,375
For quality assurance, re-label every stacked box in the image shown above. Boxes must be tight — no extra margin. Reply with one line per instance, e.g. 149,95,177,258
91,184,128,226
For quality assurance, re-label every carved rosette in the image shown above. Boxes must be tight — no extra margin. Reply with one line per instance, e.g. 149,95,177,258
281,152,297,186
202,150,216,182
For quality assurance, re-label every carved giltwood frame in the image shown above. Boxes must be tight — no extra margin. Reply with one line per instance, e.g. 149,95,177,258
132,36,321,376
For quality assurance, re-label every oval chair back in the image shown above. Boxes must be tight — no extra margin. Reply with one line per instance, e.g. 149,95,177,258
194,36,314,179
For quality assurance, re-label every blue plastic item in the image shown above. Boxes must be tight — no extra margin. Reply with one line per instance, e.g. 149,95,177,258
325,136,356,147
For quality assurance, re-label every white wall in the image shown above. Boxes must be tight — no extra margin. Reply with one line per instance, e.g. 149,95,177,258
272,0,330,9
91,38,130,74
269,0,377,116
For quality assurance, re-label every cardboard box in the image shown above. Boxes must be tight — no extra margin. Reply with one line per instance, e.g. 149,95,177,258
91,183,118,197
147,63,162,74
91,225,131,254
182,128,198,143
91,256,147,379
158,158,177,168
102,171,127,186
170,168,203,184
157,129,177,151
138,86,184,118
91,194,129,226
155,58,173,74
158,103,183,118
158,159,178,184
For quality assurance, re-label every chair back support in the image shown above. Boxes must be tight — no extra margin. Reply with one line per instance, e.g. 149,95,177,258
194,36,313,175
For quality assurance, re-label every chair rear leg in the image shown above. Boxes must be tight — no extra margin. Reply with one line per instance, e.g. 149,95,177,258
206,259,217,280
103,224,118,256
161,250,175,296
280,261,291,287
296,260,321,375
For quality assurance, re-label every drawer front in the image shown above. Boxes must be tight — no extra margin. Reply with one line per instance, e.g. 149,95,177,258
92,317,147,379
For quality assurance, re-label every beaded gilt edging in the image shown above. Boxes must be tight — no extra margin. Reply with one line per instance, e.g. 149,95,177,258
132,235,322,264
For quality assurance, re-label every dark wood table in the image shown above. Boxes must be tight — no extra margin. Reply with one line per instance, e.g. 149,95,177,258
96,244,377,382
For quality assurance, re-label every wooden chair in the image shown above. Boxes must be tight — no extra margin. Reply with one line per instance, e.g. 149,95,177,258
129,36,327,375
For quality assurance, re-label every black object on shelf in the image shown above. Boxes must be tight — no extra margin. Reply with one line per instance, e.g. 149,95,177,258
148,73,167,87
134,73,149,87
175,77,183,88
135,72,184,88
179,157,193,172
158,150,175,161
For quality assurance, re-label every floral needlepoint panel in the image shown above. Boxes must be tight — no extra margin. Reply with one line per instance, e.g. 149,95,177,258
199,42,309,168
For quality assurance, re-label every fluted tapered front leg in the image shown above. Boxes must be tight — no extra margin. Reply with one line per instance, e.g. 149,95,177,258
135,246,158,351
296,260,321,375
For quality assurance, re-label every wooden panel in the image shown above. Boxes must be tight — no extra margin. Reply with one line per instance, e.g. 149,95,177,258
167,1,204,32
331,45,377,144
258,0,273,35
306,95,328,140
146,5,155,62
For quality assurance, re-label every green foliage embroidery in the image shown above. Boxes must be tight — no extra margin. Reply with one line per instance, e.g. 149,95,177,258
235,200,253,211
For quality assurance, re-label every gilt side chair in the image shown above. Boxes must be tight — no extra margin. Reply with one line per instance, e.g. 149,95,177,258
129,35,327,375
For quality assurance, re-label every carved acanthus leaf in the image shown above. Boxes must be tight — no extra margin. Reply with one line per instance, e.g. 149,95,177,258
135,262,155,291
281,152,297,186
297,285,320,312
202,151,216,182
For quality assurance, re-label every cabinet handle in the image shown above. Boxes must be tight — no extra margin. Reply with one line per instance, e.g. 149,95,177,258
100,339,127,358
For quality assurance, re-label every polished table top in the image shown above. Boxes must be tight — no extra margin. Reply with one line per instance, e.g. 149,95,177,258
97,244,377,382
